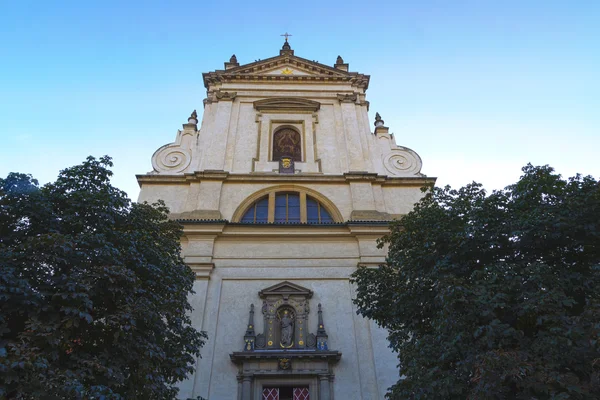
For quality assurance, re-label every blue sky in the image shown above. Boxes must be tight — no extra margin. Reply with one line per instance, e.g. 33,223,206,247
1,0,598,199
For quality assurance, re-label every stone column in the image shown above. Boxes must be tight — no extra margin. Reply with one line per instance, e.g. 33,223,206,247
241,374,253,400
319,374,331,400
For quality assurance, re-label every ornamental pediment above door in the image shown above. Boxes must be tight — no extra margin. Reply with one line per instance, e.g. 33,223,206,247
258,281,314,298
253,98,321,113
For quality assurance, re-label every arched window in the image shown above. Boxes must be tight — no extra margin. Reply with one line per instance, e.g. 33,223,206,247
272,127,301,162
239,192,336,224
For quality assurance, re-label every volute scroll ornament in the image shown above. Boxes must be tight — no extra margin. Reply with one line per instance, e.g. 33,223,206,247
150,111,196,174
152,147,192,174
382,146,423,177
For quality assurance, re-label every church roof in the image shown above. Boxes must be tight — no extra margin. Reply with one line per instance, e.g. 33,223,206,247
202,41,370,90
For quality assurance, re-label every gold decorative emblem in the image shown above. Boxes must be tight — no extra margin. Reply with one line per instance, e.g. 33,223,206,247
281,68,293,75
281,157,292,168
299,340,304,345
279,358,291,370
268,341,273,346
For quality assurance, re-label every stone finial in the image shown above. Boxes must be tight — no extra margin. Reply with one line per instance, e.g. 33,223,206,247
279,35,294,56
280,33,294,56
334,55,349,71
225,54,240,70
374,112,385,127
187,110,198,127
316,303,328,350
317,303,326,333
243,304,256,351
245,304,255,336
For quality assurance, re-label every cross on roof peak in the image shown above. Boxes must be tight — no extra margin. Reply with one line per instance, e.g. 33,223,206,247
280,32,292,42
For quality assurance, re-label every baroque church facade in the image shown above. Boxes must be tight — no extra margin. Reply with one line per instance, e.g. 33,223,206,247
137,40,434,400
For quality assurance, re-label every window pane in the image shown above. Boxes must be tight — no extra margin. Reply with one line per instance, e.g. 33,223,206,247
287,194,300,206
241,204,255,222
255,198,269,222
275,194,287,207
320,207,333,223
262,388,279,400
287,206,300,222
275,194,287,222
287,194,300,222
307,198,319,223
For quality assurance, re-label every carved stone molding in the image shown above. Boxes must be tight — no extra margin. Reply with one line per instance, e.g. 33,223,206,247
215,91,237,101
253,97,321,112
337,93,357,103
186,263,214,280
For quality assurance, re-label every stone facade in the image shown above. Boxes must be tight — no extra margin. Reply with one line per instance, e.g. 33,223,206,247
137,41,435,400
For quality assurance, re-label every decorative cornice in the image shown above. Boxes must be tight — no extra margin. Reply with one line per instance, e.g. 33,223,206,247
343,171,379,181
337,93,358,103
186,262,214,280
136,172,436,187
253,97,321,112
215,91,237,101
230,350,341,364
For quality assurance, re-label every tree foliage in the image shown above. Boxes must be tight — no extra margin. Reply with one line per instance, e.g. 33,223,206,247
352,165,600,399
0,156,206,399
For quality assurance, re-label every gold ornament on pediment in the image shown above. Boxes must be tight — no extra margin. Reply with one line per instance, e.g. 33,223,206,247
281,68,293,75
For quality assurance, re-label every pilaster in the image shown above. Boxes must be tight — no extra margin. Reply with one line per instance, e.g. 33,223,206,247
202,93,236,170
339,95,367,171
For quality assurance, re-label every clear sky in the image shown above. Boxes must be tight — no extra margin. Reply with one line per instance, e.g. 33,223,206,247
1,0,598,199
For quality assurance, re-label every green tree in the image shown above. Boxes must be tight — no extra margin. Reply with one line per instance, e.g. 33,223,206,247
352,165,600,399
0,156,206,399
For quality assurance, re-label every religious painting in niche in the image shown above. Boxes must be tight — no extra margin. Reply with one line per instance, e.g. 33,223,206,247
272,127,301,162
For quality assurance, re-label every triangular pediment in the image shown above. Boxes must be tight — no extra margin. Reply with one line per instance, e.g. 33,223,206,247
203,53,370,90
259,281,313,298
224,54,351,77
